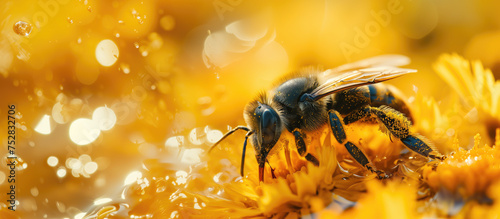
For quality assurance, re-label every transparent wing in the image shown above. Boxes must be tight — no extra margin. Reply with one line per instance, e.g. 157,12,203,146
320,54,411,78
307,55,416,101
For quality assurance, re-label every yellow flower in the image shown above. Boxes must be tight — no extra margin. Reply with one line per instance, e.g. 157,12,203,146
433,53,500,143
457,181,500,219
84,54,500,219
423,130,500,198
86,122,426,218
319,181,419,219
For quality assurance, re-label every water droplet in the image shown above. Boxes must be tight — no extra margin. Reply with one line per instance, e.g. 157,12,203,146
189,128,205,145
165,136,184,148
13,21,32,36
194,203,202,209
124,171,142,185
75,212,86,219
87,6,92,12
93,198,112,205
180,148,203,164
67,17,74,24
175,171,188,185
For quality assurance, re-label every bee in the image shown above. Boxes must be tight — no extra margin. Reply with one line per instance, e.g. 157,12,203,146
210,55,443,182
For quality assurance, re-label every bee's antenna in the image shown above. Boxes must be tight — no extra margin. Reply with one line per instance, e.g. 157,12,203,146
240,130,254,176
208,126,251,153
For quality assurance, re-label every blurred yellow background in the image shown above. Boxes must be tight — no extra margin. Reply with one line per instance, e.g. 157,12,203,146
1,0,500,218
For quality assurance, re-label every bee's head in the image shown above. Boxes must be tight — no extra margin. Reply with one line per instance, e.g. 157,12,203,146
244,94,283,181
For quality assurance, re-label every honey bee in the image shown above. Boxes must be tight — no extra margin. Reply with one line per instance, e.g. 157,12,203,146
210,55,443,182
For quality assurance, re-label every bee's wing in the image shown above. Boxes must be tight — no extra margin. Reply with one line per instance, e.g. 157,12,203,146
322,54,411,76
308,55,415,101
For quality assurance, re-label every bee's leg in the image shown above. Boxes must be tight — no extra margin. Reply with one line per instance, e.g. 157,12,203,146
266,160,277,179
329,110,389,179
370,106,444,160
283,140,294,171
292,129,319,166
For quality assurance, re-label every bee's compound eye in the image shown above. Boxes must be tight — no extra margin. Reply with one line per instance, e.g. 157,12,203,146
260,109,278,145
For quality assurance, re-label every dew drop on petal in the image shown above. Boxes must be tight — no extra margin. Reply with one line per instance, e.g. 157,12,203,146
124,171,142,186
13,21,32,36
180,148,203,164
95,39,119,67
93,198,112,205
75,212,86,219
175,170,188,184
165,136,184,148
194,203,201,209
189,128,204,145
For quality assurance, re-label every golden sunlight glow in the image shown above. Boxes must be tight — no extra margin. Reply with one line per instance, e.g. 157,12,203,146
3,1,500,218
57,167,67,178
206,130,223,143
93,198,112,206
124,171,142,186
47,156,58,167
74,212,85,219
180,148,203,164
34,114,52,135
69,118,101,145
165,136,184,148
92,106,116,131
95,39,119,67
0,171,5,185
